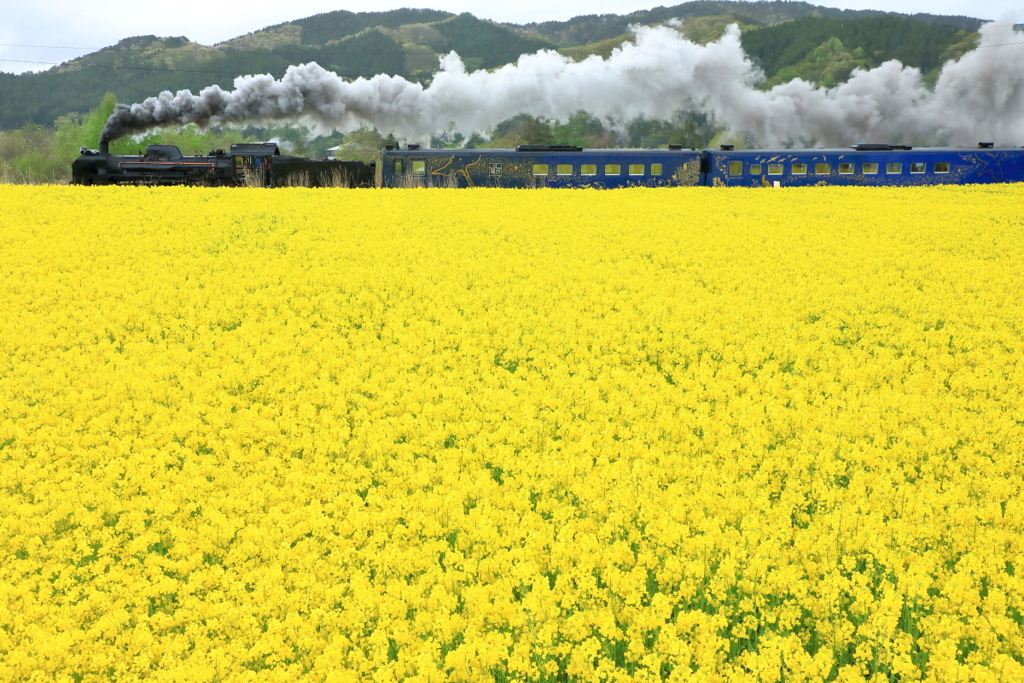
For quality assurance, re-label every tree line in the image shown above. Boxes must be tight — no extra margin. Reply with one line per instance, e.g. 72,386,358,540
0,8,983,132
0,95,725,184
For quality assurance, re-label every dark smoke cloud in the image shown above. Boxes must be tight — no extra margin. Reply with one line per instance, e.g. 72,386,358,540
100,22,1024,147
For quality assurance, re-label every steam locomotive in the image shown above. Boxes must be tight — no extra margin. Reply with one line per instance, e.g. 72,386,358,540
379,143,1024,188
71,141,375,187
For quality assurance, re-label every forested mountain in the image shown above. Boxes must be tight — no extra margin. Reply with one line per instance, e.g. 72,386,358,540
523,1,981,47
740,16,979,86
0,2,991,131
0,10,554,130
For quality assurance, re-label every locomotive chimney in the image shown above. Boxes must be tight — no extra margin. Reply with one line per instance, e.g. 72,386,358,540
100,140,109,155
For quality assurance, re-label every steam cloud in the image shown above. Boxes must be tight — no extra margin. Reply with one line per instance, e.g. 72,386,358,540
101,21,1024,147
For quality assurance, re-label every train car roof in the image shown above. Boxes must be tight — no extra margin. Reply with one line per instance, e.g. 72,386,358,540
707,145,1023,154
230,142,281,157
386,145,1022,156
383,147,701,155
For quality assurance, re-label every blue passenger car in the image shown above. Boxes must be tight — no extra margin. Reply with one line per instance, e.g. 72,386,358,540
705,143,1024,187
380,144,704,188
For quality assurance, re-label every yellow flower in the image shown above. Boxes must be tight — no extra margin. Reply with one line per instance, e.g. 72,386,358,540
0,184,1022,681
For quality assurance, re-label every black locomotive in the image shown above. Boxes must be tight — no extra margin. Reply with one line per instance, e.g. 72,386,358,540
72,141,375,188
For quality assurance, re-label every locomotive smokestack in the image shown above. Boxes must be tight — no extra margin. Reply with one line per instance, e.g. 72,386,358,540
100,140,109,155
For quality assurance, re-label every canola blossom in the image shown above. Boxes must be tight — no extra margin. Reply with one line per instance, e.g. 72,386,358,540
0,184,1022,683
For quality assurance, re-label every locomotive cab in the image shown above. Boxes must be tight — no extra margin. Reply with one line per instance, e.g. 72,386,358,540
229,143,280,185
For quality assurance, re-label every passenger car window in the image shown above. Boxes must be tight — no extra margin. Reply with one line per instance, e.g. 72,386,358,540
863,163,879,175
581,164,597,176
394,159,404,174
533,164,549,176
910,162,925,174
605,164,621,175
729,161,743,176
651,164,662,175
934,162,950,174
767,164,783,175
556,164,573,175
750,164,762,175
815,163,831,174
838,163,854,174
629,164,644,175
792,163,807,175
887,162,902,174
412,161,426,176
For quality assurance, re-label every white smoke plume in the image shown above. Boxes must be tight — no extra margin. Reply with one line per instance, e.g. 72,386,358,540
101,21,1024,147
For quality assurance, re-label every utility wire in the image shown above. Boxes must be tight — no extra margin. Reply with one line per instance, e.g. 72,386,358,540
0,59,277,74
0,45,542,71
5,41,1024,71
0,43,104,50
0,59,386,79
3,20,1023,57
1,22,1022,51
0,44,543,57
3,31,1024,71
974,40,1024,48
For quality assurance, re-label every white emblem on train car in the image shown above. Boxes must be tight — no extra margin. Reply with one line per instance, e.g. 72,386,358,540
489,163,502,176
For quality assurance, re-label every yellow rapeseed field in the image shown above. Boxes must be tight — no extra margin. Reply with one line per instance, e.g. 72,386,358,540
0,184,1022,683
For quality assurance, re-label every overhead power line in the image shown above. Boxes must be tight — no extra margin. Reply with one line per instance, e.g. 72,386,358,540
0,44,550,71
0,59,389,79
0,21,1022,52
0,59,260,74
0,19,1021,54
3,32,1023,72
974,40,1024,48
0,43,547,57
2,20,1023,57
0,43,104,50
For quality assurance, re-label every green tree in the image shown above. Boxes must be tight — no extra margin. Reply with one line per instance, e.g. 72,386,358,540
336,128,391,164
80,93,117,150
489,115,554,147
551,112,605,147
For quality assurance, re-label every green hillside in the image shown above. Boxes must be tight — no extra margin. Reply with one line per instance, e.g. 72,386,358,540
556,13,762,62
553,13,978,88
0,1,989,133
287,8,454,46
741,16,980,86
0,10,554,131
523,1,981,47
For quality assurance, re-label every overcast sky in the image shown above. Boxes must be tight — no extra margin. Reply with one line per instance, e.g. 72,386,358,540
2,0,1022,74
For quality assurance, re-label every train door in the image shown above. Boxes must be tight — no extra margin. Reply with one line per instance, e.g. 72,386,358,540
233,156,268,186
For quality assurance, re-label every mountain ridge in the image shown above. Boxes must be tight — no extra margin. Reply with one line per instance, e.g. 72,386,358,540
0,2,991,131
